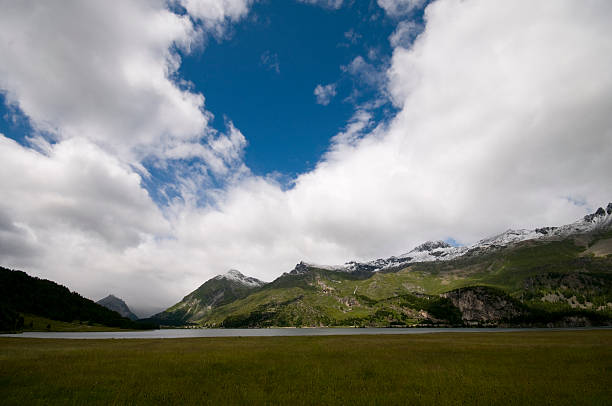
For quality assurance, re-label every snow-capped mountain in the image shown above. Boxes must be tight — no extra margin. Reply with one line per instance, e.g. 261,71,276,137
295,202,612,274
214,269,266,288
474,202,612,249
148,269,265,325
398,241,469,262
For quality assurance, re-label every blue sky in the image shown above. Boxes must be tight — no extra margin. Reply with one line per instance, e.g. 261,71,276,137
0,0,610,313
178,0,399,177
0,0,415,199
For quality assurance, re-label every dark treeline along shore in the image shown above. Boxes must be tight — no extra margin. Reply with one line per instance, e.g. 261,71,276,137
0,267,157,333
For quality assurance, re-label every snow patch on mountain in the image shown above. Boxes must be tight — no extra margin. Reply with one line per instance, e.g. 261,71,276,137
297,203,612,274
398,240,468,262
476,229,540,249
301,262,348,271
215,269,266,287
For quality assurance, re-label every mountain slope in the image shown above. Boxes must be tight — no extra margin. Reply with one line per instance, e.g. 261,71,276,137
333,202,612,273
97,294,138,320
149,270,265,326
185,204,612,328
0,267,156,332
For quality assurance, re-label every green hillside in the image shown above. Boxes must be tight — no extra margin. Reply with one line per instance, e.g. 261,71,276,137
145,270,264,326
188,234,612,328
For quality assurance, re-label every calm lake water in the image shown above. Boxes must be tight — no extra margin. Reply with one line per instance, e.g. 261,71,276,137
1,327,608,339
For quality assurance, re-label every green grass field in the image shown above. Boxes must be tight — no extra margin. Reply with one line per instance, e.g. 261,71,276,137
20,314,130,332
1,331,611,405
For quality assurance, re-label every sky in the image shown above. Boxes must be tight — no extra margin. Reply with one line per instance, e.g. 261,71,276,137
1,0,611,317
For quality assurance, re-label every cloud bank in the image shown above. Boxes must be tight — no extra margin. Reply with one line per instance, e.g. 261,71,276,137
1,0,611,315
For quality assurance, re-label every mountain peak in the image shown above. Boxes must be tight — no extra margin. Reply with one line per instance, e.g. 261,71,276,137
215,269,265,287
101,294,119,301
289,261,311,275
411,240,452,252
223,269,244,278
150,269,266,325
96,294,138,320
584,204,612,222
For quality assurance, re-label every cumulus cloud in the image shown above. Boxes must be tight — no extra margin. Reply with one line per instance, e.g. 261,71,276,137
329,110,373,146
1,0,612,316
0,0,250,169
378,0,427,16
0,136,168,247
342,56,387,90
389,20,422,48
314,84,338,105
180,0,253,35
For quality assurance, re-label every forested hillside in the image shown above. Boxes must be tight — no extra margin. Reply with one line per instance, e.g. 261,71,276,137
0,267,156,332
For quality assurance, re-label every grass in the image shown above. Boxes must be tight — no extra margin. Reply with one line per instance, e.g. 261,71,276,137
1,330,611,405
20,314,130,332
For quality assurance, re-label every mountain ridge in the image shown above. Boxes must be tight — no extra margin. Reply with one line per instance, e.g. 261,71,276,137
319,203,612,274
155,203,612,328
146,269,265,325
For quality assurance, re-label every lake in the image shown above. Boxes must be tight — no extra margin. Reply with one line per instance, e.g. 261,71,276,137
1,327,609,339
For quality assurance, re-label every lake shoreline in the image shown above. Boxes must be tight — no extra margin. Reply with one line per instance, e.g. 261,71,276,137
2,326,611,339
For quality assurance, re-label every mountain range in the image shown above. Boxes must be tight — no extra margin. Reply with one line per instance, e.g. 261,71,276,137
148,203,612,328
2,203,611,331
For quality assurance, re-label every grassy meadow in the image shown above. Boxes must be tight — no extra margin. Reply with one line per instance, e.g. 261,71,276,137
20,314,129,332
1,330,611,405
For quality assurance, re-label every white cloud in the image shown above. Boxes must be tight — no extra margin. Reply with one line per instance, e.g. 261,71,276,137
0,136,168,247
296,0,345,9
389,20,421,48
314,84,338,105
0,0,250,170
378,0,427,16
342,56,386,89
1,0,612,316
180,0,252,34
329,110,373,146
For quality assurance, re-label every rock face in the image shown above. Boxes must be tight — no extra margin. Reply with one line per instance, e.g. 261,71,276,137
289,261,312,275
583,204,612,223
96,294,138,320
412,241,452,252
441,287,524,324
